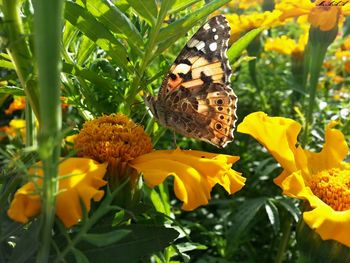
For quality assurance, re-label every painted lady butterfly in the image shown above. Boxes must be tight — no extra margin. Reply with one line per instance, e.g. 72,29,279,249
145,15,237,148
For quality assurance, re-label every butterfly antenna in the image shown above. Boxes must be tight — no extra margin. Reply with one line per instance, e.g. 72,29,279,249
173,130,177,149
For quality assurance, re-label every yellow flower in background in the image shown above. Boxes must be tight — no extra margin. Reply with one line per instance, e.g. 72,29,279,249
5,97,26,115
276,0,350,31
74,114,245,211
264,32,308,58
238,112,350,247
130,148,245,211
7,158,107,228
228,0,264,10
226,10,282,42
0,119,26,141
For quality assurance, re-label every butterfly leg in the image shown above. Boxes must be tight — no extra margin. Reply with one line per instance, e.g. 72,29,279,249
173,130,177,148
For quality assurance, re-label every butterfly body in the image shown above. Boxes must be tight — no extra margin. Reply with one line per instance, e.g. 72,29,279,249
145,15,237,148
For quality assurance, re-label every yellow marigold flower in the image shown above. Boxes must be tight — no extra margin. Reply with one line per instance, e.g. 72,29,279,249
226,10,282,42
130,148,245,210
0,119,26,140
74,114,152,163
74,114,245,210
7,158,107,227
238,112,350,247
5,97,26,115
276,0,350,31
264,32,308,58
228,0,264,10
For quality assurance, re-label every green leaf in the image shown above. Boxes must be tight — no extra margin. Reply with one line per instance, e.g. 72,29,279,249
277,198,301,222
76,0,143,48
62,62,114,92
156,0,230,47
80,225,179,263
0,86,25,96
168,0,202,14
83,229,131,247
226,197,267,255
228,28,263,63
0,58,15,70
64,2,129,72
72,249,90,263
127,0,158,26
265,199,280,235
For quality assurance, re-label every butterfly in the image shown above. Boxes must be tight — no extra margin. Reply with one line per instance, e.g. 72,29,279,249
145,15,237,148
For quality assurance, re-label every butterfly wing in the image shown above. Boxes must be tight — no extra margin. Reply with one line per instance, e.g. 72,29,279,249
154,15,237,148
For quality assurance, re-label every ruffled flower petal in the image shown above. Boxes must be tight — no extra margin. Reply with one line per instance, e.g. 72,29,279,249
130,148,245,211
281,170,350,247
304,121,349,174
7,158,107,227
237,112,301,174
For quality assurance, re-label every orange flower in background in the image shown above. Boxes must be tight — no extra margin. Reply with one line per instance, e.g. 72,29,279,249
276,0,350,31
5,97,25,115
238,112,350,247
0,119,26,141
7,158,108,227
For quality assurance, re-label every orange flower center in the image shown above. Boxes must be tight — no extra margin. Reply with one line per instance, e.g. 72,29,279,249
309,167,350,211
74,114,153,163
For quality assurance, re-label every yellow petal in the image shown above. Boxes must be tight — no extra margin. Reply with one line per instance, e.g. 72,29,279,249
130,148,244,211
237,112,301,174
7,183,41,224
281,170,350,247
304,121,349,174
7,158,107,228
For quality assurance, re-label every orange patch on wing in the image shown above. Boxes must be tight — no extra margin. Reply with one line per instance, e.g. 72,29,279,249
168,75,183,89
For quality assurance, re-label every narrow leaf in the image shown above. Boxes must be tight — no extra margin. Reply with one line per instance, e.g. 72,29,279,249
127,0,158,26
0,59,15,70
156,0,230,46
64,2,129,71
83,230,131,247
0,86,25,96
226,198,267,253
72,248,90,263
76,0,143,48
168,0,202,14
228,28,264,63
265,200,280,235
81,225,179,263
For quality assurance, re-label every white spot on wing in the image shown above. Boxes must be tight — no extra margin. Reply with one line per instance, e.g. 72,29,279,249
196,41,205,50
173,63,191,74
209,42,217,51
212,28,217,32
214,35,219,40
203,23,210,30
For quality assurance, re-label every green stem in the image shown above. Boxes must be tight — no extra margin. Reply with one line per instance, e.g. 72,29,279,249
125,1,173,113
301,26,336,146
25,101,36,147
2,0,40,119
274,217,293,263
33,0,64,262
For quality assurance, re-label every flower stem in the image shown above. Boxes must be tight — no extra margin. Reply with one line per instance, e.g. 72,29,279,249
301,26,337,146
33,0,64,262
274,216,293,263
2,0,40,119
